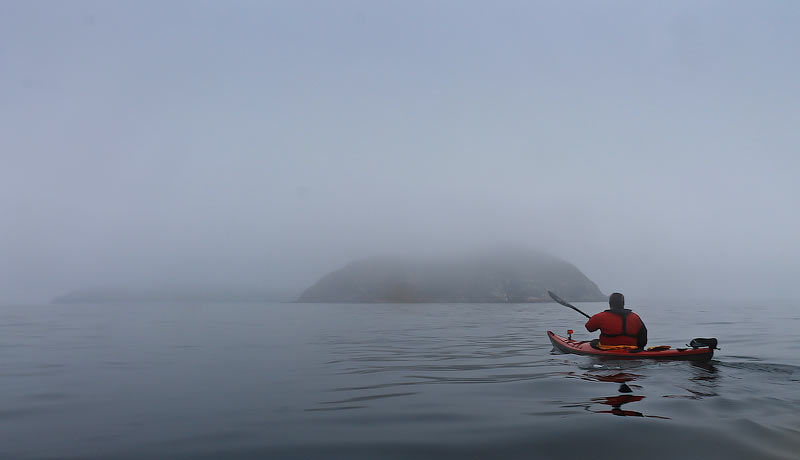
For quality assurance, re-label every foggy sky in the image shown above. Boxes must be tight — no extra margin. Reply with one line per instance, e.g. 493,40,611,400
2,1,799,303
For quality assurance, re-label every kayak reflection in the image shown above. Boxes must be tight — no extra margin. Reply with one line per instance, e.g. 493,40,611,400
559,361,718,419
689,360,718,380
590,394,669,419
666,361,719,399
580,371,641,384
561,370,671,418
563,393,670,419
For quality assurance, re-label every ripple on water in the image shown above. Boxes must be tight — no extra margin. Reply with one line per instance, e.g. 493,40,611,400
318,391,418,405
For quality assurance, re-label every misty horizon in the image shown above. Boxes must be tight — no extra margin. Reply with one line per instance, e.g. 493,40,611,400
3,1,799,304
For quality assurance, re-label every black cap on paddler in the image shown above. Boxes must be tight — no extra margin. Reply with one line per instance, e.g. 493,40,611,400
609,292,625,310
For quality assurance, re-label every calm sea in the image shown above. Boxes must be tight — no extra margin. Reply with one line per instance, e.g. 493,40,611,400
1,301,798,459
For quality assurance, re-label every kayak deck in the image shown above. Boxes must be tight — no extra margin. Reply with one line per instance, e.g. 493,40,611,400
547,330,714,361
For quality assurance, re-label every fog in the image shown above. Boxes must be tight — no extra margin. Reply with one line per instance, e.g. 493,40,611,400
2,1,799,304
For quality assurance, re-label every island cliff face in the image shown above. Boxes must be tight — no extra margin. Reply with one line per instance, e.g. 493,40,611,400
297,249,605,303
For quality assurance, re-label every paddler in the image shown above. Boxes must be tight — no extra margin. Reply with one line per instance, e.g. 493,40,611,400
585,292,647,349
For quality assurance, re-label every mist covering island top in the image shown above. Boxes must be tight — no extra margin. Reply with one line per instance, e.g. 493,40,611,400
298,249,604,303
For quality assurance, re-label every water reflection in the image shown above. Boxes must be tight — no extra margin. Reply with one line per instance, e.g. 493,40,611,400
560,361,724,418
689,360,718,376
562,392,669,418
575,371,642,383
563,369,646,390
665,361,720,399
561,368,671,418
590,394,669,419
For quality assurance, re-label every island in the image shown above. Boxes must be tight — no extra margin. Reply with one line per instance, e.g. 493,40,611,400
51,286,300,304
297,248,605,303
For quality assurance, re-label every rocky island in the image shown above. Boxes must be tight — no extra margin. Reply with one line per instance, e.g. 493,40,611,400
297,248,604,303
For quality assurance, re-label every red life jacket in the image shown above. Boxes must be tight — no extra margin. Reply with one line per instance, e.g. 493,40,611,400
585,309,644,346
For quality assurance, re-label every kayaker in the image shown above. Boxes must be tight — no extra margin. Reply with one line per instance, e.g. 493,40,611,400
585,293,647,348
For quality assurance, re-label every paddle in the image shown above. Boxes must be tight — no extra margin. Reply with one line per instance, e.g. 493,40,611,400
547,290,592,319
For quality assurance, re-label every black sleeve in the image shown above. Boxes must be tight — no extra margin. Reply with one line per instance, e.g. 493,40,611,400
637,323,648,349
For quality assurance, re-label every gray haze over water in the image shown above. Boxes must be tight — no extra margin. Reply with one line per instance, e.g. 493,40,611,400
2,1,800,303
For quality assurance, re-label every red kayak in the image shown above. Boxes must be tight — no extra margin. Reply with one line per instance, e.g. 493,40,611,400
547,330,714,361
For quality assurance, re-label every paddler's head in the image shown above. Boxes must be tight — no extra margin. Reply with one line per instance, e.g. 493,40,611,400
609,292,625,311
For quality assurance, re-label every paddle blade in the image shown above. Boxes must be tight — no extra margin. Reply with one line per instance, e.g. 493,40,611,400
548,290,569,307
547,290,592,319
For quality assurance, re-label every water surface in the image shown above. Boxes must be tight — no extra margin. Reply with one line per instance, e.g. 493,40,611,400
1,301,798,459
